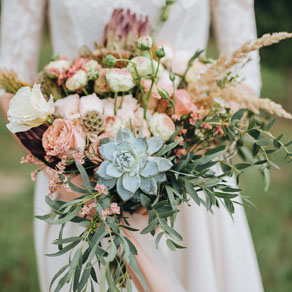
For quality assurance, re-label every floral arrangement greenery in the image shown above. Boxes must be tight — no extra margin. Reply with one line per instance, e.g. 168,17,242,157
1,9,292,292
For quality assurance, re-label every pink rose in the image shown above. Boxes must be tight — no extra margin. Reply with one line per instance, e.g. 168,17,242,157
173,89,197,116
42,119,85,158
54,94,80,120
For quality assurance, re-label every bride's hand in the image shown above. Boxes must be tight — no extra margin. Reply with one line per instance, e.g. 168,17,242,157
0,92,12,120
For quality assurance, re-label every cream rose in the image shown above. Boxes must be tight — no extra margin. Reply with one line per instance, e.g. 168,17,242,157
42,119,85,158
7,84,55,133
54,94,80,120
106,69,135,92
65,70,88,91
148,113,175,142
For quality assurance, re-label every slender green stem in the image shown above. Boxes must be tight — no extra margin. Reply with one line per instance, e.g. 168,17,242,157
143,58,161,119
82,87,89,96
114,91,118,115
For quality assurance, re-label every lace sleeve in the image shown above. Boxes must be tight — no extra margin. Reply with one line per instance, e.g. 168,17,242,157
211,0,261,96
0,0,47,82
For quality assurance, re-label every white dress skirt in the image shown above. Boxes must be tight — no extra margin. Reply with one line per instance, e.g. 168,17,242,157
1,0,264,291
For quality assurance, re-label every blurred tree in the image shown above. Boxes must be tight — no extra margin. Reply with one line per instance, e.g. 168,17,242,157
255,0,292,68
255,0,292,107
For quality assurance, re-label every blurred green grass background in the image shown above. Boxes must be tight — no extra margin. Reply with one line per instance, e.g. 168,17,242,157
0,3,292,292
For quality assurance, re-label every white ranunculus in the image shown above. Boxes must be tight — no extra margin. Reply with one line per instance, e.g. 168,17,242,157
106,69,135,92
54,94,80,120
148,113,175,142
7,84,55,133
65,70,88,91
83,60,99,71
127,56,164,78
45,59,70,78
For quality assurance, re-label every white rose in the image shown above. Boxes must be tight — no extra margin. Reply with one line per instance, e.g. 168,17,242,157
106,69,135,92
7,84,55,133
148,113,175,142
65,70,88,91
45,59,70,78
127,56,163,78
54,94,80,120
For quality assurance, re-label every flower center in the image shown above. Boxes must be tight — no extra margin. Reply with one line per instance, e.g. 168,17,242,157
82,111,104,133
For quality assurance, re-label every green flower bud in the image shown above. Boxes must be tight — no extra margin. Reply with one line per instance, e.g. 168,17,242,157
137,35,154,50
169,71,175,82
87,69,100,81
155,47,166,59
102,55,117,68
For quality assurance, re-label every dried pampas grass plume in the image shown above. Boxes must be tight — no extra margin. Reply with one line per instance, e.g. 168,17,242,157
192,86,292,119
188,32,292,119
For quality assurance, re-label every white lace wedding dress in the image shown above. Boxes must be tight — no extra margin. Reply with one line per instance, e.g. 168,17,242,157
1,0,264,291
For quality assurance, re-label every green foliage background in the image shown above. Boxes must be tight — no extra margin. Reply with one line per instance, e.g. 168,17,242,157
0,1,291,291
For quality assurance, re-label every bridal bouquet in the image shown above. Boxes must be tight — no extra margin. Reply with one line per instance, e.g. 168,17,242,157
1,9,292,292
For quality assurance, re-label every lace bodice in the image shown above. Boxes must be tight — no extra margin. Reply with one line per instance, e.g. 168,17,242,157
0,0,261,93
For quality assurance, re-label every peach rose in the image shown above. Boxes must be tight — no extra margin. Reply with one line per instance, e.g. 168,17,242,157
156,89,197,116
42,119,85,158
141,79,173,111
173,89,198,116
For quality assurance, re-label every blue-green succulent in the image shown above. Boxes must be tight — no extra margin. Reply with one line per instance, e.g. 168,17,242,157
96,128,173,201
